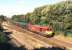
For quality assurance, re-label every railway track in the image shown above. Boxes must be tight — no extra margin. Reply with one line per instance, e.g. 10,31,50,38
8,36,24,47
2,22,72,50
3,22,53,50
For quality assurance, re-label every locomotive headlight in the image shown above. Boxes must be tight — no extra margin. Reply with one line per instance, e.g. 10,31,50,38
45,31,53,35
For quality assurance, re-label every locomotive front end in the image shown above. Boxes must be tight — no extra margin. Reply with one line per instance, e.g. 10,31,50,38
45,30,55,37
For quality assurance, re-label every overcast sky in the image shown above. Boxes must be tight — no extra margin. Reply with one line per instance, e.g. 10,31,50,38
0,0,65,17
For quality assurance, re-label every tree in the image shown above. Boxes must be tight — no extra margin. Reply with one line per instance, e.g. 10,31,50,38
11,1,72,35
0,15,7,43
0,15,6,25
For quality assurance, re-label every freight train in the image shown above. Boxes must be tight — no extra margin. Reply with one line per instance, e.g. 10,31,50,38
27,23,55,37
13,22,55,38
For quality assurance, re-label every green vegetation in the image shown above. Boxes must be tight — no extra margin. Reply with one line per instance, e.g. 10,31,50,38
11,1,72,36
0,15,7,43
0,15,6,25
0,31,7,43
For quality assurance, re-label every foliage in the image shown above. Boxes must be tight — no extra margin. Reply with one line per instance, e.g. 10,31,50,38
11,1,72,36
0,15,6,25
0,26,7,43
0,15,7,43
0,32,7,43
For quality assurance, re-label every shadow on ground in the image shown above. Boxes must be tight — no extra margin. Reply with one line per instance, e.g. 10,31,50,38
0,43,66,50
34,47,66,50
0,43,27,50
0,31,66,50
